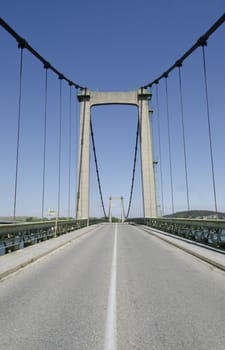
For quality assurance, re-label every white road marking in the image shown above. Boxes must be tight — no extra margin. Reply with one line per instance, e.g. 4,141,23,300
104,223,118,350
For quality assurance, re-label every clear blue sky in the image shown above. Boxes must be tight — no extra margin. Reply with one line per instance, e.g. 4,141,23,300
0,0,225,218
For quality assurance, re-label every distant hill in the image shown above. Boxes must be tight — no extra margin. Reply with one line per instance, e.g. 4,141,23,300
0,216,27,223
0,216,45,223
164,210,225,219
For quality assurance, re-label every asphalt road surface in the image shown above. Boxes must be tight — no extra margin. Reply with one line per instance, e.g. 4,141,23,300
1,223,225,349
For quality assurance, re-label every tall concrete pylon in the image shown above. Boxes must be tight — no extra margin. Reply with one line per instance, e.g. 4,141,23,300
109,196,126,223
76,88,157,220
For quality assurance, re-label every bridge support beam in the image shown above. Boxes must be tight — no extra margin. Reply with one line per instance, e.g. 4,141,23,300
76,88,157,220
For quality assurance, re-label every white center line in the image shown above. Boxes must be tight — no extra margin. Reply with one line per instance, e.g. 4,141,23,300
104,223,118,350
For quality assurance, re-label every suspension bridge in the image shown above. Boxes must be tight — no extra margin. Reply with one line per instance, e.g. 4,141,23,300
1,13,225,350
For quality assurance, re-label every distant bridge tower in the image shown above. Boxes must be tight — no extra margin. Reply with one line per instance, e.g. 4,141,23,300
108,196,126,223
76,88,157,220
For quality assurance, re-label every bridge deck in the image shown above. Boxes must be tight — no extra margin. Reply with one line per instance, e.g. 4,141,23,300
1,223,225,349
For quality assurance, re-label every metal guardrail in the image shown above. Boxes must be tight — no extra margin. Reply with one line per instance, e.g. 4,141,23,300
6,216,222,256
0,219,90,255
126,217,225,249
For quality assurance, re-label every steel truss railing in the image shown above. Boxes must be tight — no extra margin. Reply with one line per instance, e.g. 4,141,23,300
0,219,91,255
126,217,225,250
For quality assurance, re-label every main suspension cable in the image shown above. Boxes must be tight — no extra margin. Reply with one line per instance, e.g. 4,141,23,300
0,17,85,90
141,13,225,89
1,14,224,92
90,119,107,218
126,118,140,218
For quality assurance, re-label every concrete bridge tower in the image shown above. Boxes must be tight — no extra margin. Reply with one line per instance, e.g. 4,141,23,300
76,88,157,220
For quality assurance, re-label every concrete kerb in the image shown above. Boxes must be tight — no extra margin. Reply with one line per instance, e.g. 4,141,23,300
139,225,225,272
0,224,100,280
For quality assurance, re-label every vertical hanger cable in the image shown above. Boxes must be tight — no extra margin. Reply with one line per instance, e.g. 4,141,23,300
57,77,63,218
201,45,218,213
68,85,72,217
165,77,175,213
178,66,190,211
155,84,165,216
41,67,48,218
13,46,24,220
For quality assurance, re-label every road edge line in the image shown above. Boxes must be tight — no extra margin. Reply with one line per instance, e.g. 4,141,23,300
104,223,117,350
